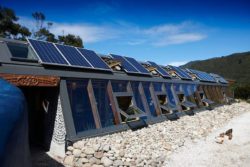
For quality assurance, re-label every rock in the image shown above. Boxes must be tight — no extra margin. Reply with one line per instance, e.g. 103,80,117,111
80,153,87,158
82,163,92,167
80,157,89,163
85,147,95,155
67,146,74,151
163,143,172,151
119,150,125,157
101,157,113,166
94,151,104,159
86,154,93,159
64,155,74,166
65,151,72,155
103,145,110,152
92,165,104,167
89,157,101,164
113,159,123,166
73,149,82,157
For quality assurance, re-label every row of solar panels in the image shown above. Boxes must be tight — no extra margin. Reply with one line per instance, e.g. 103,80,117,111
27,39,228,84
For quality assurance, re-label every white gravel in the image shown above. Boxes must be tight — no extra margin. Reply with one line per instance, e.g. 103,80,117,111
63,102,250,167
165,102,250,167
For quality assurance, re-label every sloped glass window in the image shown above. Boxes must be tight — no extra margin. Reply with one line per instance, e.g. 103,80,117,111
173,83,182,92
153,82,163,92
111,80,128,92
66,80,96,133
130,82,145,112
165,83,177,106
7,42,37,60
142,82,157,117
92,79,115,127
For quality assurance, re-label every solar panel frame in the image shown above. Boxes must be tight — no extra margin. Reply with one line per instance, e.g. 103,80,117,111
54,43,93,68
147,61,171,78
124,56,151,75
110,54,141,74
168,65,192,80
27,38,70,66
77,48,111,71
210,73,228,84
28,38,112,72
187,69,217,82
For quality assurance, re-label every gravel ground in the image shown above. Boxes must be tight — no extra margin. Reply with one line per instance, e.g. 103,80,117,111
63,102,250,167
165,103,250,167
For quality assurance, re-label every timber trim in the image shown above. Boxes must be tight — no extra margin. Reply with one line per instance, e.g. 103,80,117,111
0,73,60,87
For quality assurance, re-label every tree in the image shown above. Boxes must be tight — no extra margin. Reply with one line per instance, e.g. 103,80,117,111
58,34,83,47
0,6,31,39
32,12,45,30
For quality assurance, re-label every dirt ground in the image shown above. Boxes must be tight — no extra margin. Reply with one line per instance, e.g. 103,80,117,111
165,110,250,167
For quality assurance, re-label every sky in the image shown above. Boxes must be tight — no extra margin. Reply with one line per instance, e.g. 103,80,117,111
1,0,250,66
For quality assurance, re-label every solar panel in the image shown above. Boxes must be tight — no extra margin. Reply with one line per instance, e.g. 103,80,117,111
78,48,111,70
147,61,171,78
210,73,228,84
28,39,68,65
55,44,92,67
188,69,216,82
168,65,192,80
124,56,150,75
110,54,140,74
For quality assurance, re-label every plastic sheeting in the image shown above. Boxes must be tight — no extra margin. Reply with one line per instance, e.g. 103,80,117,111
0,78,31,167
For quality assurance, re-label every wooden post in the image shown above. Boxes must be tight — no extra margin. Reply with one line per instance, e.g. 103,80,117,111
87,79,101,129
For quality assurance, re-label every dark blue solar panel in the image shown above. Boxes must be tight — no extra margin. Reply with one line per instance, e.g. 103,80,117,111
111,54,139,73
210,73,228,84
147,61,171,78
78,48,110,70
188,69,216,82
28,39,68,65
55,44,92,67
124,57,150,75
169,65,192,80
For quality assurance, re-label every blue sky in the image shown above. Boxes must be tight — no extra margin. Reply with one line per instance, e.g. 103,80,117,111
2,0,250,66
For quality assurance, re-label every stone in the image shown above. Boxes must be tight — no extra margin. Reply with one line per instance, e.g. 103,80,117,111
80,153,87,158
65,151,72,155
103,145,110,152
67,146,74,151
73,149,82,157
113,159,123,166
82,163,92,167
80,157,89,163
85,147,95,155
94,151,104,159
101,157,113,166
64,155,74,166
89,157,101,164
87,154,93,159
119,150,125,157
92,165,104,167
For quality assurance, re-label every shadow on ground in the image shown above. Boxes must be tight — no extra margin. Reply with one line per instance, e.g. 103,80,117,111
31,148,64,167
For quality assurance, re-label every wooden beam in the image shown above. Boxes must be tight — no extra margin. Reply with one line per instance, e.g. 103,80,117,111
0,73,60,87
107,81,121,124
139,82,151,115
87,80,101,129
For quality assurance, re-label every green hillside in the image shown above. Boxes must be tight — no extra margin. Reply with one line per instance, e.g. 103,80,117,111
182,51,250,85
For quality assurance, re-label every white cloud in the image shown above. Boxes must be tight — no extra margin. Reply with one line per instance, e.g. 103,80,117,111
50,23,120,43
18,17,206,46
168,61,188,67
153,33,206,46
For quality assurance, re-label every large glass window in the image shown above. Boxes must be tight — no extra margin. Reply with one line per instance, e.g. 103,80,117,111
92,79,115,128
173,83,182,92
130,82,145,112
142,82,157,117
153,82,163,92
67,80,96,133
165,83,177,106
111,80,128,92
